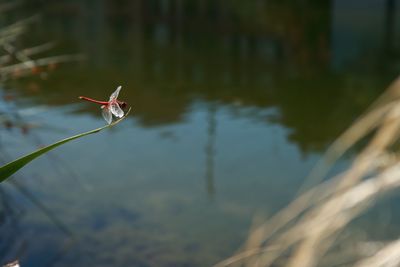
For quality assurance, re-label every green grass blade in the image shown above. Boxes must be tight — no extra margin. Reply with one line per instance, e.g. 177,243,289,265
0,108,131,183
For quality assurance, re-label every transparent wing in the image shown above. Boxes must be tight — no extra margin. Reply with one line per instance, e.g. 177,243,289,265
110,102,124,118
101,106,113,124
109,86,122,101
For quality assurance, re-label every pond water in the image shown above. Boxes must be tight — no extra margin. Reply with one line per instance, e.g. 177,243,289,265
1,1,400,266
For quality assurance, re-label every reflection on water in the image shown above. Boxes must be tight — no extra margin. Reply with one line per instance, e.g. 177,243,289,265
1,0,400,266
205,103,217,198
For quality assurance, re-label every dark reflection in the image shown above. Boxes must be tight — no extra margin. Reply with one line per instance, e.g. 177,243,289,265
0,181,73,267
0,187,23,264
384,0,396,54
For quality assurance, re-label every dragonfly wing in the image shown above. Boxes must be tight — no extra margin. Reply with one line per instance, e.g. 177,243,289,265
102,106,113,124
110,102,124,118
109,86,122,101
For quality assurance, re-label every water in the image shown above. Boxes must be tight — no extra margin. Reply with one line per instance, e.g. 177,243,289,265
1,1,400,266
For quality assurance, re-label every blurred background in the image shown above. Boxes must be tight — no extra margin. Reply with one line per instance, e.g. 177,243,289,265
0,0,400,266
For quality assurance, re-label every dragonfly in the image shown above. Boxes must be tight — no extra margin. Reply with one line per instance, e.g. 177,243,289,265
79,86,127,124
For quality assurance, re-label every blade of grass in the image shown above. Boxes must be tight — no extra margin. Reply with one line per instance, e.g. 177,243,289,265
0,108,131,182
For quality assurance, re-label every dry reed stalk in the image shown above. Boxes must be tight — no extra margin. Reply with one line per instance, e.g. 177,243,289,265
0,11,83,82
216,76,400,267
354,239,400,267
0,54,85,75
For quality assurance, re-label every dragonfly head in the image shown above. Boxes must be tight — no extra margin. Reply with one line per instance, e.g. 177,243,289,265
118,101,127,109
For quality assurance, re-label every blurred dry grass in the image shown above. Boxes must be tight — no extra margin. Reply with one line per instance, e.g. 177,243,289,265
0,8,83,82
216,76,400,267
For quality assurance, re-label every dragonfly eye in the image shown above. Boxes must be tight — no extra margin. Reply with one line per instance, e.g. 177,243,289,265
119,102,127,109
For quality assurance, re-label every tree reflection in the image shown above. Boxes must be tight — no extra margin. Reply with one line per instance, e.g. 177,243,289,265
11,0,400,154
204,103,217,199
